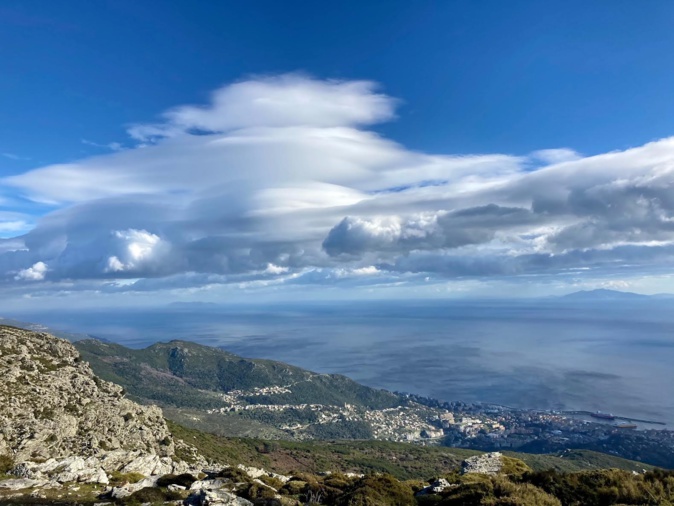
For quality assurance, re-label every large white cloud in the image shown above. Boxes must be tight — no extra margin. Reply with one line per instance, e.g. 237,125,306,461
104,229,169,274
2,74,674,297
14,261,48,281
128,74,396,140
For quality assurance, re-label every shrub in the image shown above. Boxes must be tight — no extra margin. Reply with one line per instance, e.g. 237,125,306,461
243,482,278,501
218,466,252,483
490,476,561,506
336,473,416,506
288,472,320,487
281,480,307,495
259,475,284,489
433,477,494,506
156,473,197,488
500,456,531,477
109,471,145,485
402,479,428,494
0,454,14,474
125,486,181,503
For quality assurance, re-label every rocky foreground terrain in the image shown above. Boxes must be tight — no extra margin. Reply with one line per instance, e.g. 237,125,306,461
0,326,177,464
2,325,674,505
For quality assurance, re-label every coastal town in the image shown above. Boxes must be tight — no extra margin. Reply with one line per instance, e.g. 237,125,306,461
202,384,674,467
406,396,674,467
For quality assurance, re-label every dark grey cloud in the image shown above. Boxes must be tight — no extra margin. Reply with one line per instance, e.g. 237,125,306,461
323,205,536,257
384,243,674,279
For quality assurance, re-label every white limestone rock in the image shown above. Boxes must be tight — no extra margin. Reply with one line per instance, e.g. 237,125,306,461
188,489,253,506
0,326,207,489
235,464,289,483
415,478,456,496
0,326,175,463
0,478,48,490
461,452,504,475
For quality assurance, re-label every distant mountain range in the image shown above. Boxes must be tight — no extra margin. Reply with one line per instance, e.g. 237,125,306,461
561,289,650,300
560,289,674,301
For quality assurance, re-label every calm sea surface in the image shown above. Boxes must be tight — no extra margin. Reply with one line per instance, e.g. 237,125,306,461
9,299,674,426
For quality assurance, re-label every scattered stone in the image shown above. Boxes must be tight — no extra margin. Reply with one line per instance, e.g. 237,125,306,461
415,478,456,496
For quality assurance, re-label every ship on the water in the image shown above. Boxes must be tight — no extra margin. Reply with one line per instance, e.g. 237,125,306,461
615,423,637,429
590,411,615,420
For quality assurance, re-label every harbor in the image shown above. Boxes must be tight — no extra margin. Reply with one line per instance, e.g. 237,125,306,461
562,410,666,428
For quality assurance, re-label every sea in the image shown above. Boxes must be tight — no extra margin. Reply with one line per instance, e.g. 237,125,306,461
8,298,674,427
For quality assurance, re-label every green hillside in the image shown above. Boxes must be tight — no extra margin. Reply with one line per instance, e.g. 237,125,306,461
74,338,402,411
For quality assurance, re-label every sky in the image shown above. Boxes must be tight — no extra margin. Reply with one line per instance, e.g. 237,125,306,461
2,0,674,308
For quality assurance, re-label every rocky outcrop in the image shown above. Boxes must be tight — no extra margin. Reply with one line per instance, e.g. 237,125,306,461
461,452,504,475
415,477,456,496
13,451,196,485
235,464,289,483
0,326,202,479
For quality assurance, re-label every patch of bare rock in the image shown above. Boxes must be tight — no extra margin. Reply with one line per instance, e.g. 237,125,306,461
461,451,504,475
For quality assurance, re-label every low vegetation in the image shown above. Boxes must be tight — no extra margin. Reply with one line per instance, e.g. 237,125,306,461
4,468,673,506
0,454,14,479
168,421,652,481
158,467,674,505
108,471,145,486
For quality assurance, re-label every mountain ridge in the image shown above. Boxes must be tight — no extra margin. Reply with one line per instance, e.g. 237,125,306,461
73,337,422,441
74,338,402,409
560,288,651,300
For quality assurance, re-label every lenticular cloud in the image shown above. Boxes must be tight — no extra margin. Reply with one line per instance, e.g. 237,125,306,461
2,74,674,295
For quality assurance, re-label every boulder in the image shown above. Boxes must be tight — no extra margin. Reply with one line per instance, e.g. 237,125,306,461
119,453,178,476
188,489,253,506
190,478,234,491
461,452,503,475
109,475,160,499
11,457,109,484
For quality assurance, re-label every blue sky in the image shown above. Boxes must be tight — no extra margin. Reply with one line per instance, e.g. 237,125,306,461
2,0,674,308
